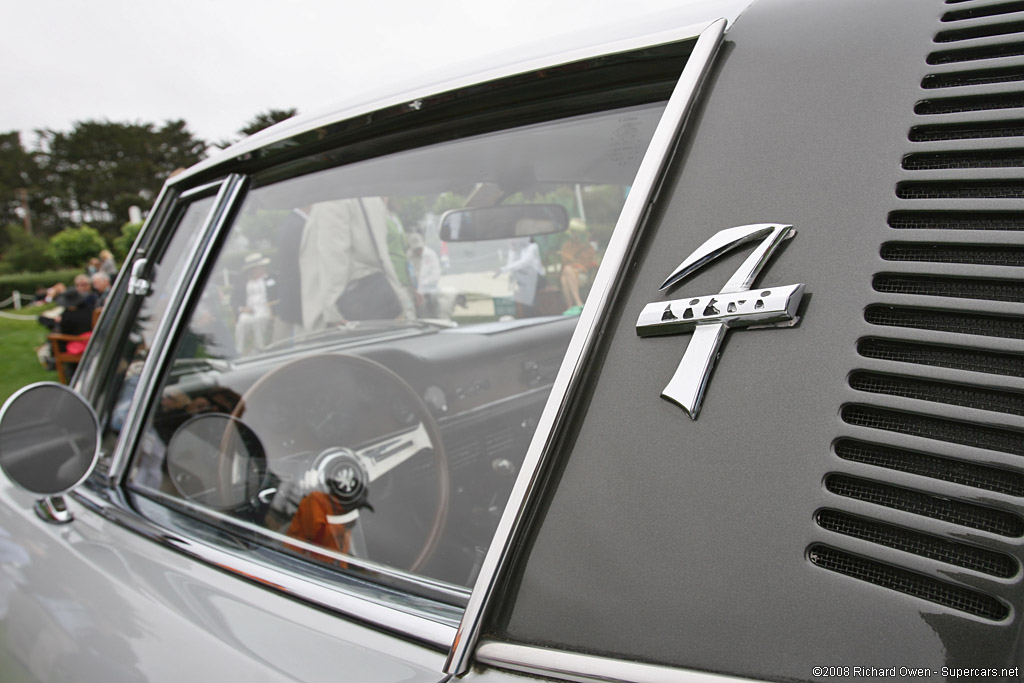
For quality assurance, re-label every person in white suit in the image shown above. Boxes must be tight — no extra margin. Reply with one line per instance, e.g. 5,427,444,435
298,196,414,330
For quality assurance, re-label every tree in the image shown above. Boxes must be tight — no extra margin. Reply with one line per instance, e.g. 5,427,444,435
1,224,55,273
113,221,144,261
50,225,107,268
0,132,38,232
34,120,207,240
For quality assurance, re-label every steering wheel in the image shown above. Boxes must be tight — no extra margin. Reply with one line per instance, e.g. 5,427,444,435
229,353,449,573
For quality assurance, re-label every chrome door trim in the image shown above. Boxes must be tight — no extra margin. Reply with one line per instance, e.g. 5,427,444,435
115,183,170,289
71,486,458,648
137,485,471,604
171,3,754,187
475,641,757,683
71,183,171,397
106,175,246,484
445,18,728,675
179,180,227,201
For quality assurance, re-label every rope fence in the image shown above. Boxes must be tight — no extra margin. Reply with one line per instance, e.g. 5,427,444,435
0,292,37,320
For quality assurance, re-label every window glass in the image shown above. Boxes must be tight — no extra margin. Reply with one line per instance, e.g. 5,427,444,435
127,104,664,601
96,195,217,470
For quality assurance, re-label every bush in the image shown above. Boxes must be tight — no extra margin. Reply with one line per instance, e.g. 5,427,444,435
0,224,56,274
50,225,107,268
114,221,144,261
0,268,79,304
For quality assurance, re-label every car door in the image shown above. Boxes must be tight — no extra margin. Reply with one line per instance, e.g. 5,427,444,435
0,14,733,683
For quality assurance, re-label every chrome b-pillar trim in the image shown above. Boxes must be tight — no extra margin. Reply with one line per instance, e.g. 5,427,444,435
475,641,757,683
106,175,247,484
444,18,728,676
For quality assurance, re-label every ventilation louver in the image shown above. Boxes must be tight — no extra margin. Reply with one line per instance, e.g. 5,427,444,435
814,0,1024,620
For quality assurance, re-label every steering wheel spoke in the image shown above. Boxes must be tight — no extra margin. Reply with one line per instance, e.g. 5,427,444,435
357,421,433,482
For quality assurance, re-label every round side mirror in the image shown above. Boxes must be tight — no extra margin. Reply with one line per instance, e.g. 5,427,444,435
0,382,100,497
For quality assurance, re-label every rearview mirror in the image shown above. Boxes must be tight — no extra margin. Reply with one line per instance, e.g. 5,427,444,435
439,204,569,242
0,383,100,523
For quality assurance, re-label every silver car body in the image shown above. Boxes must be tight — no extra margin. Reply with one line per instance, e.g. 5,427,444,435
5,1,1024,681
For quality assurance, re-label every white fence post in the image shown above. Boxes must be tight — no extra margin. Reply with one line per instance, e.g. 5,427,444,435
12,291,21,310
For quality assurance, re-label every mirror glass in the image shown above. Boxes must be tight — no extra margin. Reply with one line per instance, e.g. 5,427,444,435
166,414,267,511
0,383,99,496
439,204,569,242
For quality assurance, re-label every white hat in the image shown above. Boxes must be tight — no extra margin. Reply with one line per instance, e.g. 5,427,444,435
242,252,271,270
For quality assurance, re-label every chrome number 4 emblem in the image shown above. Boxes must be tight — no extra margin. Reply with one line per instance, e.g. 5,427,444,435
636,223,805,419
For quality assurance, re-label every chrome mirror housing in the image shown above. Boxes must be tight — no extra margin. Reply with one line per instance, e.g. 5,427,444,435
0,382,100,523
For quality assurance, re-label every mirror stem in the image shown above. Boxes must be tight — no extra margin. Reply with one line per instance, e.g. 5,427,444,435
34,496,74,524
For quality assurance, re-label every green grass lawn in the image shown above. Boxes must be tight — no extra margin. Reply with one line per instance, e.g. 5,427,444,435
0,308,57,404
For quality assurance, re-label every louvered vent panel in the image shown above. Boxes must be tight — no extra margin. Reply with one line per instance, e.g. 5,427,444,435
825,474,1024,536
902,149,1024,169
928,41,1024,64
816,510,1018,577
873,272,1024,301
909,120,1024,141
809,545,1010,620
857,337,1024,376
922,64,1024,88
835,438,1024,495
889,210,1024,229
814,0,1024,619
864,305,1024,339
942,1,1024,22
849,370,1024,415
881,241,1024,265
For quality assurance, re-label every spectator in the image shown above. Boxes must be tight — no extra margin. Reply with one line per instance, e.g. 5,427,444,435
299,197,411,328
92,272,111,307
38,275,94,332
560,218,598,309
99,249,118,277
497,236,545,318
58,275,98,335
235,253,273,354
407,233,442,318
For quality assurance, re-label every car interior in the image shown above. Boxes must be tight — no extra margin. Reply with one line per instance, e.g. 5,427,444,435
115,101,667,601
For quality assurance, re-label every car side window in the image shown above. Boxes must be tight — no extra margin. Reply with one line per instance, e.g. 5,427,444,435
125,104,665,603
95,195,218,469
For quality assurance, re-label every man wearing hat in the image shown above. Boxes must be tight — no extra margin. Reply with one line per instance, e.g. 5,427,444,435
235,252,274,354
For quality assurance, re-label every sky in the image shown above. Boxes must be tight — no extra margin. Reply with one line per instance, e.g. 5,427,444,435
3,0,739,149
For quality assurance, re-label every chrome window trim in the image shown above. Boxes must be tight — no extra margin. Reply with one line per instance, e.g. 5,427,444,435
169,6,751,187
108,184,171,298
106,175,246,484
135,485,471,605
179,179,227,201
446,18,728,675
475,641,758,683
70,486,458,648
71,183,170,397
